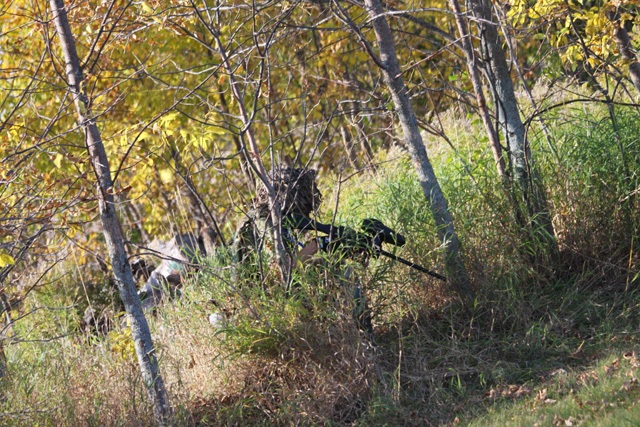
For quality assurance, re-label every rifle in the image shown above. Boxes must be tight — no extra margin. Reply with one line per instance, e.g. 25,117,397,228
284,213,446,281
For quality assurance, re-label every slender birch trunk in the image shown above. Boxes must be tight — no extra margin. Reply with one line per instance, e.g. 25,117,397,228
449,0,506,180
49,0,171,422
470,0,556,253
350,101,377,171
471,0,529,193
609,10,640,97
363,0,473,302
208,30,292,286
340,127,361,170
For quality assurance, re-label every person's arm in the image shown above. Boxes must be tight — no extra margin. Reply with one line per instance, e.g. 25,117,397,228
284,213,334,235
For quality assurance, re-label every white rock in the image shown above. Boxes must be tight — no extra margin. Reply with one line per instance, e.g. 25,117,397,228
208,312,226,328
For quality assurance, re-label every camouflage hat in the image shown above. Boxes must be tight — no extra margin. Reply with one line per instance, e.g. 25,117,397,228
253,167,322,217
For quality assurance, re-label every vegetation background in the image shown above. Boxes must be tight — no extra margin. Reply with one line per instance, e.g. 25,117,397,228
1,0,639,425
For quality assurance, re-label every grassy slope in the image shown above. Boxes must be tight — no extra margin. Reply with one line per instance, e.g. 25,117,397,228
1,91,639,426
464,349,640,427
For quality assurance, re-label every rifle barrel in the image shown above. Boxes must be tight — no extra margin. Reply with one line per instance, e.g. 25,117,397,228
378,249,447,281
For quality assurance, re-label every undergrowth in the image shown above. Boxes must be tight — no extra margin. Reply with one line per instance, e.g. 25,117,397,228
1,98,639,426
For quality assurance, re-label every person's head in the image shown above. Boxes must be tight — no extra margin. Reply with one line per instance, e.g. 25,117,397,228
253,167,322,217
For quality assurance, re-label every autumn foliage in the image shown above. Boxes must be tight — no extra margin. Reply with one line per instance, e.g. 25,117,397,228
1,0,640,425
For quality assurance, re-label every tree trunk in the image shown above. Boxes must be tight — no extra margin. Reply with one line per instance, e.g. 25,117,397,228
449,0,507,180
0,293,10,387
363,0,473,302
473,1,529,194
471,0,556,254
349,101,377,172
609,11,640,97
340,126,361,170
209,30,292,286
49,0,172,422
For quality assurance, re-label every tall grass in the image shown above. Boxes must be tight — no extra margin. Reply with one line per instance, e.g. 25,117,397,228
1,96,639,426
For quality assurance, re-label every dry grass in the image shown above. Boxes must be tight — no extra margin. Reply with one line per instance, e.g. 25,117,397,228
2,90,639,426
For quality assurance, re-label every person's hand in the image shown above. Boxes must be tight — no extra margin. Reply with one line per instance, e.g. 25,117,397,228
324,226,370,257
296,239,319,265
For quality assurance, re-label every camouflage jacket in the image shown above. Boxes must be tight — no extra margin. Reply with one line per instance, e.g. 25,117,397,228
232,210,305,278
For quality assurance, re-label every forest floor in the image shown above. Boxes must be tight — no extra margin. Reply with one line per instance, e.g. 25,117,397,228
2,103,639,426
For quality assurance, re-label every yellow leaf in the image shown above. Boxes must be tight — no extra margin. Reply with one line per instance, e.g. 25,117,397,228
67,226,77,239
141,1,153,14
158,168,173,184
54,153,64,169
0,254,15,268
209,126,228,136
356,51,369,62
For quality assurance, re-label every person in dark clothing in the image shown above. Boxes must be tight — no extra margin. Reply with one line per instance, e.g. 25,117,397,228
232,166,371,330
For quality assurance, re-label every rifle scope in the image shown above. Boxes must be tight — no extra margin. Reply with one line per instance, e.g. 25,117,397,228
361,218,406,247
